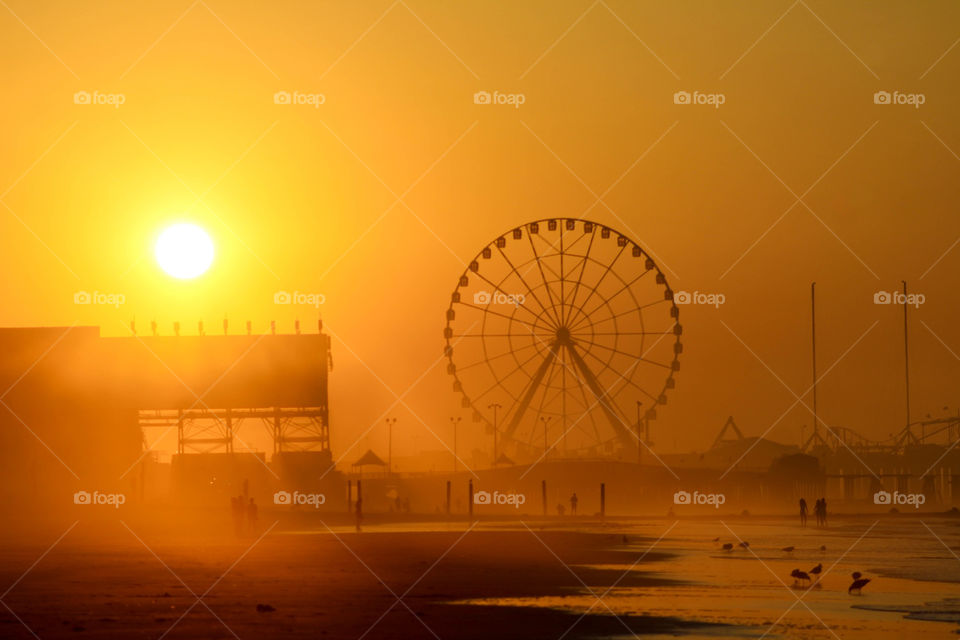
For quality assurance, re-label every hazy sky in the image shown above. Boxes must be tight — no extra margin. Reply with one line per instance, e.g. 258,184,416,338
2,1,959,466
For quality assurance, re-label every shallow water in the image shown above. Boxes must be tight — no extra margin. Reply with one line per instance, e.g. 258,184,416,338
456,516,960,638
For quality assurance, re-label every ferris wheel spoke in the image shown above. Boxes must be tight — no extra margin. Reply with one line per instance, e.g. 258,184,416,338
580,347,660,403
571,330,673,337
454,340,543,373
457,301,554,336
561,226,597,327
568,267,652,331
525,232,565,328
577,337,673,371
496,244,561,330
470,269,556,329
564,343,635,449
571,290,669,333
470,343,548,405
565,242,628,331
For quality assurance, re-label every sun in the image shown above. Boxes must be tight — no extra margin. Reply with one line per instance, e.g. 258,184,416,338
155,223,214,279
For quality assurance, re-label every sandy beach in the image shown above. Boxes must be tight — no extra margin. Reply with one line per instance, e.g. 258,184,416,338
2,511,960,639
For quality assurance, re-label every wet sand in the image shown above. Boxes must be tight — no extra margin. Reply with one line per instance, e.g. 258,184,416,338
1,512,959,638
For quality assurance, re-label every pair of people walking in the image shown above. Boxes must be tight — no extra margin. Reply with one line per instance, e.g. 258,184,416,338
798,497,827,527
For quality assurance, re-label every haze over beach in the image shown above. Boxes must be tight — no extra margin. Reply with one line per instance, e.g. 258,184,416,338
2,1,960,638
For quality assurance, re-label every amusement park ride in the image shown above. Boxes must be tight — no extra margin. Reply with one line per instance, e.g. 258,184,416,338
443,218,682,463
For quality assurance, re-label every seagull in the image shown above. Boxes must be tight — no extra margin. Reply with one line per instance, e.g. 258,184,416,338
849,577,871,594
722,543,734,551
819,545,827,552
711,537,719,542
739,541,750,549
791,569,811,585
781,546,795,553
852,571,862,581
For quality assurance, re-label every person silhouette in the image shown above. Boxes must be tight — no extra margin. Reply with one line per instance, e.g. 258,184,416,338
820,498,828,527
570,493,579,516
799,498,808,527
355,497,363,532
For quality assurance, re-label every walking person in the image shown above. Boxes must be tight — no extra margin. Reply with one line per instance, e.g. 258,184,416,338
799,497,808,527
820,498,828,527
570,492,578,516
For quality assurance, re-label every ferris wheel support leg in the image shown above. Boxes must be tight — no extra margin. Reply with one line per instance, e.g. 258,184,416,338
565,343,635,450
501,343,558,443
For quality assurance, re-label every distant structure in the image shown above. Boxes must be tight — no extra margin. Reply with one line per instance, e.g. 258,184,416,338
0,323,332,508
444,218,681,464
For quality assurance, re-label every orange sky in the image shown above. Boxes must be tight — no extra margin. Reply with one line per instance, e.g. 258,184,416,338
2,0,960,465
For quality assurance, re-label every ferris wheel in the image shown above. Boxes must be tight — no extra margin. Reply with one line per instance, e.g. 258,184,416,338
443,218,682,462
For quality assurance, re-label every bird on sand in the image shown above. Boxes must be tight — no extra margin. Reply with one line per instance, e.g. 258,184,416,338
852,571,862,581
849,577,871,594
819,545,827,551
711,537,719,542
781,546,795,553
791,569,811,585
738,541,750,549
722,543,734,551
810,563,823,580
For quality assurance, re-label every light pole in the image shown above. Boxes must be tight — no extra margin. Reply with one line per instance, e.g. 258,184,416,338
488,403,501,466
539,416,551,459
385,417,397,473
450,416,461,472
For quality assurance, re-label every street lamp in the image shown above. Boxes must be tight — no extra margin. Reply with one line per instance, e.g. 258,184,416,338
385,417,397,473
487,403,501,466
450,416,462,472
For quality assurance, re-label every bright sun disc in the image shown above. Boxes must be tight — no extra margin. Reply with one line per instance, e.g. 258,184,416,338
155,223,214,279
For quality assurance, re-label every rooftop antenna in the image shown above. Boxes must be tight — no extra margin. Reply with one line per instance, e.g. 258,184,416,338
270,320,276,335
198,320,204,336
318,317,323,333
246,320,252,335
130,319,136,335
151,320,157,337
295,319,301,335
223,316,228,335
173,321,180,337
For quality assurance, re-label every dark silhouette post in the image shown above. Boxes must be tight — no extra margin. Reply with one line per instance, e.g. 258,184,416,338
355,480,363,532
541,480,547,516
600,483,606,517
446,480,451,515
468,479,473,518
347,480,352,514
